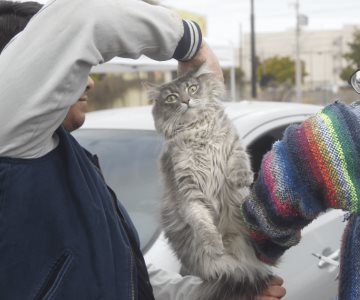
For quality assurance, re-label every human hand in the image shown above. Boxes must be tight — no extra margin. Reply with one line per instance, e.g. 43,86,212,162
255,276,286,300
177,41,224,81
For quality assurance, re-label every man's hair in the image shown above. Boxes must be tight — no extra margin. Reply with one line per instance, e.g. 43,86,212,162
0,1,43,53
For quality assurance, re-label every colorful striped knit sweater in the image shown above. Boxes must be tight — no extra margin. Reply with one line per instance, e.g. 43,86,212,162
241,101,360,300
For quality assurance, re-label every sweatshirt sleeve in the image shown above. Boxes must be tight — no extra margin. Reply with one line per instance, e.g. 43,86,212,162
0,0,202,158
240,101,360,264
147,263,202,300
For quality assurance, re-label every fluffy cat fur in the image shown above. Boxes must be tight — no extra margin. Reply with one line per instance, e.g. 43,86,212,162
148,65,273,300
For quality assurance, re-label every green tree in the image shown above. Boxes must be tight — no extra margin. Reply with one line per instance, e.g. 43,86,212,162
340,29,360,82
223,67,245,84
256,56,306,87
340,65,355,83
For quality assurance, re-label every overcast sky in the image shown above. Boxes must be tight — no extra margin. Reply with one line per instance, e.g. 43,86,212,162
161,0,360,46
20,0,360,47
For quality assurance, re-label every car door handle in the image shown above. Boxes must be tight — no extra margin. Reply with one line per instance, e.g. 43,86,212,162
312,249,340,268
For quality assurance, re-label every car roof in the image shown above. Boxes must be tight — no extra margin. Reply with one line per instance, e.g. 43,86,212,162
82,100,322,131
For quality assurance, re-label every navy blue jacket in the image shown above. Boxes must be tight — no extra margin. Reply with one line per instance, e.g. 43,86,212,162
0,127,154,300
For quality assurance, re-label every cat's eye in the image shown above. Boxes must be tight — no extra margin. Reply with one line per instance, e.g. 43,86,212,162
187,84,199,95
165,94,178,104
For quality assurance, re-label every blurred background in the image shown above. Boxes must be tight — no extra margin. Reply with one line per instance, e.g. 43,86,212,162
30,0,360,110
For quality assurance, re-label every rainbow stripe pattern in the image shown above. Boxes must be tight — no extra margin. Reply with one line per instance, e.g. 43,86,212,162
241,101,360,299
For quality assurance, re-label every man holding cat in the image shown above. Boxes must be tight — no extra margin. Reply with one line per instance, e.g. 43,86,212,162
0,0,285,299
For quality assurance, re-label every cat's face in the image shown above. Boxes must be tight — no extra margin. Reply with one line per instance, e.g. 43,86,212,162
148,66,225,136
155,75,204,110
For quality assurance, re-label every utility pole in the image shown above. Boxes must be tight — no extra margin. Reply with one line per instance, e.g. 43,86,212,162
250,0,257,98
295,0,302,102
239,23,243,99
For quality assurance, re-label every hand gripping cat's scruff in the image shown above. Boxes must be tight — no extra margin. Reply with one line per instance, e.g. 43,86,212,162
147,64,274,300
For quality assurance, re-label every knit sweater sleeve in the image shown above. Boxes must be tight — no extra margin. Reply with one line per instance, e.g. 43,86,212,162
241,101,360,263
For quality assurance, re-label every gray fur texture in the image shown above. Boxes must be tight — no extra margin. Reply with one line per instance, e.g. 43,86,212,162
148,65,272,300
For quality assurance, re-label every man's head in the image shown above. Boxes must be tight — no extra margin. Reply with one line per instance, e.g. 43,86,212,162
0,1,42,52
63,77,95,132
0,1,95,132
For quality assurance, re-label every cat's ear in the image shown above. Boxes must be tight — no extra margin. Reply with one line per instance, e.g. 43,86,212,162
193,63,213,78
142,81,160,104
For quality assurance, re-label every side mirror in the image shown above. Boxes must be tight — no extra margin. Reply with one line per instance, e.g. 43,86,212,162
349,69,360,94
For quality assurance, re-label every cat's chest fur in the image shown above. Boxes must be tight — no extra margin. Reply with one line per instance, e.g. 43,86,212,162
164,118,235,199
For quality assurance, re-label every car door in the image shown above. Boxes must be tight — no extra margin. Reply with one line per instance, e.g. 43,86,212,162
276,210,345,300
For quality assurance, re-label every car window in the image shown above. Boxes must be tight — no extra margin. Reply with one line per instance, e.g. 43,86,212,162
73,129,163,252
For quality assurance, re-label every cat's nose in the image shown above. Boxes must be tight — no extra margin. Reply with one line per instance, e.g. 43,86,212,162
182,98,190,105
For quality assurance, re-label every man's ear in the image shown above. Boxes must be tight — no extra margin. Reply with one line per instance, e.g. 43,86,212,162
142,81,160,103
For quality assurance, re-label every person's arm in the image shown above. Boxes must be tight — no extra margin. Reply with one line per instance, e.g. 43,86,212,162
0,0,201,158
241,101,360,262
147,263,202,300
147,263,286,300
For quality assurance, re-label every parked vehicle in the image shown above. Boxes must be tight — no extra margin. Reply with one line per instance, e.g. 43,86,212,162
73,101,346,300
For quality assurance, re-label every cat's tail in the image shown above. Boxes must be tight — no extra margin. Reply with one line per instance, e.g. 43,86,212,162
194,272,273,300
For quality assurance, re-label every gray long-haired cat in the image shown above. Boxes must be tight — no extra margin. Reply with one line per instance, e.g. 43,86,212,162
147,65,272,300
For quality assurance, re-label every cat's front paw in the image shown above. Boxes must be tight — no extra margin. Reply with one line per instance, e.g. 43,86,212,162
199,230,225,258
203,237,224,257
229,169,254,188
200,254,239,280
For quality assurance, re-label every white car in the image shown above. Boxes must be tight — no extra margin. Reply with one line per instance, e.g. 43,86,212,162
73,100,346,300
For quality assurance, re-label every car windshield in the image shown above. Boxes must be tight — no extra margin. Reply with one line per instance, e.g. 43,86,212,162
73,129,163,252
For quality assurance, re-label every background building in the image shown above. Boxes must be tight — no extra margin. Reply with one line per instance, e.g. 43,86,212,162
240,25,360,103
